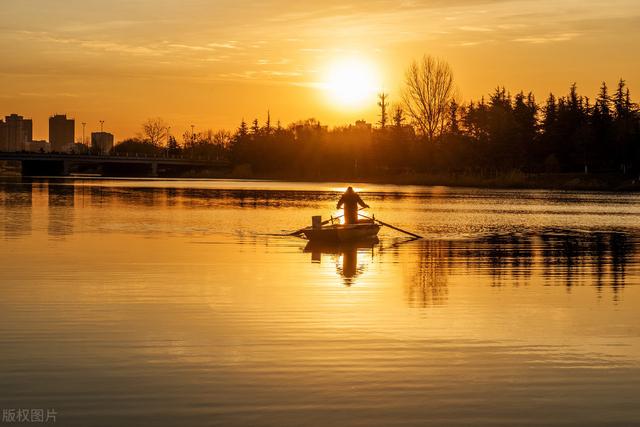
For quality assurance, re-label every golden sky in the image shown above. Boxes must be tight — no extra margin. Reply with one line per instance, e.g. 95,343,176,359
1,0,639,141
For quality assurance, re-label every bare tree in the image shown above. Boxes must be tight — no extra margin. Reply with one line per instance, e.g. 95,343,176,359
213,130,232,147
182,130,196,147
402,55,455,141
141,118,168,146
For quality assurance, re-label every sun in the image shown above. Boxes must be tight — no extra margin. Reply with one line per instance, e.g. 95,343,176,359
323,58,380,108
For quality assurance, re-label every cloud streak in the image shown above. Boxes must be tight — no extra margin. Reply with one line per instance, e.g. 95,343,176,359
513,32,580,44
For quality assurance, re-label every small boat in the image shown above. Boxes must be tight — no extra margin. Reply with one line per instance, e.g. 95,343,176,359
301,220,380,243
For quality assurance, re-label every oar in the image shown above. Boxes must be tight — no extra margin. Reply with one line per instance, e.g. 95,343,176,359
287,207,367,236
359,213,423,239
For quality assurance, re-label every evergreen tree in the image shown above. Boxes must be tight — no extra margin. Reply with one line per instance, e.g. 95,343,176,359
392,106,405,128
167,136,180,156
238,119,248,138
449,100,459,134
513,91,538,169
542,93,557,131
613,79,629,119
596,81,612,121
264,111,272,134
592,82,614,170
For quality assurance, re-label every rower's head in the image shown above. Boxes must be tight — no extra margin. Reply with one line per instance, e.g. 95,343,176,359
346,186,354,193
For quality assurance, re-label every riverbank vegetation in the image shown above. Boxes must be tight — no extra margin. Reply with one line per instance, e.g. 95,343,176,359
112,55,640,189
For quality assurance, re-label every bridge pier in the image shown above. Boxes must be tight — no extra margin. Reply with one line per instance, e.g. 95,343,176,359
63,160,71,176
151,162,158,177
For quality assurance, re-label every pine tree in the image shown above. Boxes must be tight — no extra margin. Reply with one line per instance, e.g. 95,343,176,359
392,106,405,128
596,81,611,120
265,110,272,134
591,82,613,171
238,119,248,138
449,100,459,134
543,93,557,130
624,89,632,113
167,135,180,155
614,79,628,118
569,83,580,112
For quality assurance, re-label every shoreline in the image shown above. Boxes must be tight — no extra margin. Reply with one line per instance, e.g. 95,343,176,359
181,169,640,192
2,171,639,192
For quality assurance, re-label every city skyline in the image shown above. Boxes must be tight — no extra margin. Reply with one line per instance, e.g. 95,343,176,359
0,113,110,142
0,112,115,153
2,0,640,140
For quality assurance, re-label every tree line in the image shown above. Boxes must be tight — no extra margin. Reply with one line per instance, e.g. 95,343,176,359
113,55,640,179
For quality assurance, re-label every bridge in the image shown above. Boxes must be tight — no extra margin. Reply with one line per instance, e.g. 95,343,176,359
0,152,231,177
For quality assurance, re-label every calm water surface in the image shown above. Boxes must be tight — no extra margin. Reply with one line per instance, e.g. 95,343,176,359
1,178,640,426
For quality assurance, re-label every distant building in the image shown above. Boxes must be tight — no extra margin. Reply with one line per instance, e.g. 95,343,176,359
91,132,114,155
49,114,75,152
25,140,50,153
0,114,33,152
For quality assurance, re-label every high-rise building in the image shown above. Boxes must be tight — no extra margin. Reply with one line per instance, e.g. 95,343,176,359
0,114,33,152
49,114,75,152
91,132,114,155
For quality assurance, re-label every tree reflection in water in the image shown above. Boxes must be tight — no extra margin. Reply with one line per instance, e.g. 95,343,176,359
407,231,635,306
407,240,449,308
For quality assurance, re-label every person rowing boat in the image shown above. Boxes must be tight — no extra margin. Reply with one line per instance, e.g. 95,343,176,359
336,186,369,224
288,186,422,241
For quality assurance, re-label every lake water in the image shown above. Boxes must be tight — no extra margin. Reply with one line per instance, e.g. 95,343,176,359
1,178,639,426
